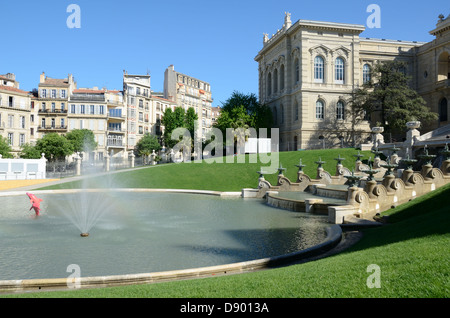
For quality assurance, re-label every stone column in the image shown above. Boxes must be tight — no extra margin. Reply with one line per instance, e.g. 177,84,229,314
151,150,156,165
75,153,81,176
405,121,421,158
371,127,384,149
105,153,110,172
130,153,135,168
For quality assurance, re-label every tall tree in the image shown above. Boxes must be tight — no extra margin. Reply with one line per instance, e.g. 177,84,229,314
214,91,273,136
0,136,13,158
66,129,98,154
35,133,74,162
361,60,438,136
19,143,42,159
162,106,198,148
135,133,161,155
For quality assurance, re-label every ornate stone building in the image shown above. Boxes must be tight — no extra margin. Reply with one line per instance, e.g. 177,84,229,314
255,12,450,150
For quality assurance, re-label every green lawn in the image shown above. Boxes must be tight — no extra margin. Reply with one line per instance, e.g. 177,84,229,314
39,148,373,192
3,149,449,298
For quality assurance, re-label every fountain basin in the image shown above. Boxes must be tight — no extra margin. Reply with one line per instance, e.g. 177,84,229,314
0,189,330,283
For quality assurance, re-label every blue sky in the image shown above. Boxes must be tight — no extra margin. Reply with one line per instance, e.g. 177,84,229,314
0,0,448,106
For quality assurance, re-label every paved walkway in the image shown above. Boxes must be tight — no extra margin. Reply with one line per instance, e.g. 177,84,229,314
0,179,61,191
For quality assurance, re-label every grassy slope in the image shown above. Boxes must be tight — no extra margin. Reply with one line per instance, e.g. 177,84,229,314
39,148,372,192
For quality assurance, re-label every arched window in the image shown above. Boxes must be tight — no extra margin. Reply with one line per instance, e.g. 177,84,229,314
363,64,371,84
440,98,448,122
294,136,298,151
316,100,324,119
314,56,324,83
267,72,272,96
335,57,345,83
280,104,284,124
294,58,300,83
336,101,345,120
280,65,285,90
274,68,278,93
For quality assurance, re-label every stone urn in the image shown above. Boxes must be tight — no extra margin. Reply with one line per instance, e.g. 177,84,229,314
371,127,384,134
406,121,421,130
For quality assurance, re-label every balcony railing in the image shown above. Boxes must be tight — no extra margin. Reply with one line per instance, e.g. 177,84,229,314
107,128,125,133
70,95,105,102
0,102,30,111
37,125,68,131
107,140,125,147
38,109,68,114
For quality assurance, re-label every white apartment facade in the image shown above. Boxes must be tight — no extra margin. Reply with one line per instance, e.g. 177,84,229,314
123,72,152,151
163,65,213,140
0,73,32,156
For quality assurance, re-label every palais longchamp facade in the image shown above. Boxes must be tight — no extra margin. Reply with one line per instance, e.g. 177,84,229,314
255,12,450,150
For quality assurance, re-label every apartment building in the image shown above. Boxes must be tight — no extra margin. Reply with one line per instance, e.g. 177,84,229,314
150,95,177,141
123,72,152,151
163,65,213,140
105,89,127,158
211,106,221,127
0,73,32,156
36,72,76,140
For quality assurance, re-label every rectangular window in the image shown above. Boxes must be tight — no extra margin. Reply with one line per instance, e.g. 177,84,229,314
61,90,66,98
51,89,56,98
51,102,56,112
20,116,25,128
99,105,104,115
41,89,47,98
7,133,13,145
90,105,95,115
19,134,25,146
71,104,76,114
8,115,14,128
61,118,65,128
61,103,65,112
80,104,85,114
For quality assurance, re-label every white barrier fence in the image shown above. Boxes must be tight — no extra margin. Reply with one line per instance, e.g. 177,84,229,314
0,154,47,180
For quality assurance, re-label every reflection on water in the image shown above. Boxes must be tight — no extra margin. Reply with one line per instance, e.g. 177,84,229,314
0,192,328,280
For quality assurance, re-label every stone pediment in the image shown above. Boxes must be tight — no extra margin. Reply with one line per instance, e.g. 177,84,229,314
332,45,351,58
308,44,332,57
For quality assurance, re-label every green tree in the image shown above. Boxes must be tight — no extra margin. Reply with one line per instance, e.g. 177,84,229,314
35,133,74,162
215,91,273,136
162,106,198,148
66,129,98,154
19,143,41,159
135,133,161,155
361,60,438,136
0,136,13,158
